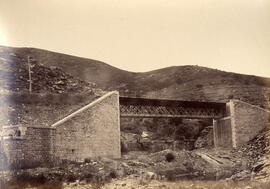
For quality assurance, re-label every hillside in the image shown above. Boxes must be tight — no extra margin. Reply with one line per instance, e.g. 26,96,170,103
0,46,134,91
0,47,98,94
0,46,103,127
1,45,270,109
1,46,270,187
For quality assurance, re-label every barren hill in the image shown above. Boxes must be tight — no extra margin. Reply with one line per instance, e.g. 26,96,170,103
0,46,134,91
1,45,269,108
0,46,103,127
0,47,99,94
1,46,270,185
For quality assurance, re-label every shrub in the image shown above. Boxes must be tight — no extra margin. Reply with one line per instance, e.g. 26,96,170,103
65,174,76,182
165,153,175,162
196,84,203,89
109,171,117,179
84,158,91,163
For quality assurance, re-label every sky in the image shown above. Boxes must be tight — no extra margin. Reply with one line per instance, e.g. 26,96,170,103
0,0,270,77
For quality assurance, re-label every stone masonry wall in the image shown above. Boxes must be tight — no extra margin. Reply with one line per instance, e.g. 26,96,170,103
52,91,120,162
0,126,55,169
213,117,233,148
230,100,270,147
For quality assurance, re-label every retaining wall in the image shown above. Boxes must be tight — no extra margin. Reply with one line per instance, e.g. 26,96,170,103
213,117,233,148
0,91,120,169
52,91,120,161
214,100,269,148
0,125,55,169
229,100,270,147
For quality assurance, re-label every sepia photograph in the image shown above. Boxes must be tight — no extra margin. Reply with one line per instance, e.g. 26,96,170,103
0,0,270,188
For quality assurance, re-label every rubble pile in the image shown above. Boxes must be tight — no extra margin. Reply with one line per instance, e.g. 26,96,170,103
230,129,269,181
252,129,270,181
194,126,214,149
5,157,134,187
232,131,266,169
0,55,95,94
3,144,270,188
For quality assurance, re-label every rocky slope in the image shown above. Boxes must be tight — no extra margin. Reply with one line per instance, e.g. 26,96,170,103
253,128,270,182
0,46,104,127
0,47,96,94
0,45,132,93
1,45,269,109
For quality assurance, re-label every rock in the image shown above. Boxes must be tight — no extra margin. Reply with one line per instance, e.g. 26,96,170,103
137,138,153,151
194,126,214,149
127,161,148,168
252,163,264,173
141,171,158,180
229,170,251,181
141,131,149,138
121,132,141,152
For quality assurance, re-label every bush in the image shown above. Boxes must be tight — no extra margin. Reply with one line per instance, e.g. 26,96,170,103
109,171,117,179
165,153,175,162
196,84,203,89
84,158,91,163
65,174,76,182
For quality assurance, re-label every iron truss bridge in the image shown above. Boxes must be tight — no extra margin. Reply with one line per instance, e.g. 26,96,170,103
119,97,226,119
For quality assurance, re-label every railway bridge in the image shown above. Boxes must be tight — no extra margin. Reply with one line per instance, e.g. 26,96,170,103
119,96,269,148
1,91,269,165
119,97,226,119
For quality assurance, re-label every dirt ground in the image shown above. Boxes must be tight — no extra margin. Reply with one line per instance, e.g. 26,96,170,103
1,146,265,189
1,125,268,189
86,179,270,189
3,178,270,189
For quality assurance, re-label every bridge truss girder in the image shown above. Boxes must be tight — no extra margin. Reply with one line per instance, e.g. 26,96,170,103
119,97,226,119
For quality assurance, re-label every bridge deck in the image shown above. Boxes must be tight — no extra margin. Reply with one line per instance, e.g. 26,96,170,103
119,97,226,119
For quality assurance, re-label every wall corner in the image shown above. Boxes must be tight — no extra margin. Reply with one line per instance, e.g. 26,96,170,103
229,100,237,148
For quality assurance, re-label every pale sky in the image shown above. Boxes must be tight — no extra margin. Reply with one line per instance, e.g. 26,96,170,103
0,0,270,77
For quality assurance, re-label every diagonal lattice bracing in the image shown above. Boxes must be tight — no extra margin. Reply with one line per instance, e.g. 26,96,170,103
119,97,226,119
120,104,224,118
